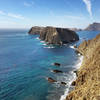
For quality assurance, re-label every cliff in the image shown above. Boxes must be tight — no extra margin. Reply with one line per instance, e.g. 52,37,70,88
84,22,100,31
66,34,100,100
28,26,44,34
39,27,79,45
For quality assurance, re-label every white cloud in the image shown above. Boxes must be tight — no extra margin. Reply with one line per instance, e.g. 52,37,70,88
64,15,85,20
0,10,25,20
8,13,24,19
24,1,34,7
83,0,92,17
49,11,85,20
0,10,6,15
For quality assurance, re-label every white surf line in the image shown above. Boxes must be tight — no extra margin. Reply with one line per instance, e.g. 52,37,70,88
60,56,84,100
44,46,55,49
69,45,77,50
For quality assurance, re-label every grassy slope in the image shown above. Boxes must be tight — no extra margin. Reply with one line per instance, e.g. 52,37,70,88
66,34,100,100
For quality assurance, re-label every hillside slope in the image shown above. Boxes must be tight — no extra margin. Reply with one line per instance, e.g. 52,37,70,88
66,34,100,100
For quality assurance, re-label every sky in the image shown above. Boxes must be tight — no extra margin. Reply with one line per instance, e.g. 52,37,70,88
0,0,100,29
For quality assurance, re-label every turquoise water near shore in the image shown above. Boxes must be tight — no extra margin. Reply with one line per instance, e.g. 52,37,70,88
0,29,100,100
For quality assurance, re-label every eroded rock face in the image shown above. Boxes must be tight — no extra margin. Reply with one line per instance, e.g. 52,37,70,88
28,26,44,34
66,34,100,100
40,27,79,45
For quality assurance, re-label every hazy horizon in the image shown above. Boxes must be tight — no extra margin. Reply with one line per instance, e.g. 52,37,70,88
0,0,100,29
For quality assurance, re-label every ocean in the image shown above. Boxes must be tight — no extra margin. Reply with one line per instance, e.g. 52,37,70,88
0,29,100,100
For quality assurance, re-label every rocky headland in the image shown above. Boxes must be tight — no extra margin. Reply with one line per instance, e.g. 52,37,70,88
28,26,44,34
84,22,100,31
29,26,79,45
66,34,100,100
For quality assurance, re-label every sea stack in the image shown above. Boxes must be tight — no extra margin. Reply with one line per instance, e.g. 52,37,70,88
40,26,79,45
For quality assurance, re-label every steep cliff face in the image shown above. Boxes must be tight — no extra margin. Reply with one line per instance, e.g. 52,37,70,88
28,26,44,34
66,34,100,100
84,22,100,31
39,27,79,45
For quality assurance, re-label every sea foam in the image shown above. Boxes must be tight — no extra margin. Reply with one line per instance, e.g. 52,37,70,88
44,46,55,49
36,37,40,40
69,45,76,50
60,56,83,100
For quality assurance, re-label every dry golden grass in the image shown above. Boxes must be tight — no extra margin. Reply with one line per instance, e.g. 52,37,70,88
66,34,100,100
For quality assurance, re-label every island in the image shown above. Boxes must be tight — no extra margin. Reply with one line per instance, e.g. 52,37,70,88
29,26,79,45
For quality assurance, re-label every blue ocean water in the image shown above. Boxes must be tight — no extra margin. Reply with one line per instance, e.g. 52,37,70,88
0,29,100,100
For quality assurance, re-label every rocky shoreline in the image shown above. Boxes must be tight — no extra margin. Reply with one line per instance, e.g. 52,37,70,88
65,34,100,100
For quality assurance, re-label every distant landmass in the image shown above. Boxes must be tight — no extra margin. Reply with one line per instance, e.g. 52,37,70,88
69,22,100,31
29,26,79,45
84,22,100,31
68,28,82,31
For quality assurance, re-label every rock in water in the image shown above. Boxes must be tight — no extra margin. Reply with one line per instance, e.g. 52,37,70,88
74,45,77,48
28,26,44,34
40,27,79,45
71,81,76,86
52,70,63,73
46,77,57,83
53,63,61,66
73,70,78,76
61,82,66,85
